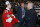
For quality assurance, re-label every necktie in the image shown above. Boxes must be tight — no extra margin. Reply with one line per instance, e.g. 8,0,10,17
22,8,25,18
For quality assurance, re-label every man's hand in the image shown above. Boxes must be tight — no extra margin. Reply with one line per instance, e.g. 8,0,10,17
18,20,20,23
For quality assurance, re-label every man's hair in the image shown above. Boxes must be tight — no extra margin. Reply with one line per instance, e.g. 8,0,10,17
28,2,33,5
27,2,34,6
20,2,24,6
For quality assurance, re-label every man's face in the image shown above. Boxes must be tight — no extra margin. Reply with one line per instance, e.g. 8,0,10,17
8,3,12,9
27,3,33,10
21,3,24,8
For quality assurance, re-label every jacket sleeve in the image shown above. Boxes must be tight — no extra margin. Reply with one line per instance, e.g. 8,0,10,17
2,10,9,27
12,14,18,22
33,10,38,20
17,7,23,21
2,11,6,27
10,9,19,22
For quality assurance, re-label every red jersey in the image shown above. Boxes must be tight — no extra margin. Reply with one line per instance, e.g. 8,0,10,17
2,8,18,27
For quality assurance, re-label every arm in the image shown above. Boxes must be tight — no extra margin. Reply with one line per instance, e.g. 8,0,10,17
11,14,19,22
2,10,12,23
17,8,23,21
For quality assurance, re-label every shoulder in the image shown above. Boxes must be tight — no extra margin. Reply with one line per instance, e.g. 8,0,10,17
24,8,26,10
18,6,21,9
30,9,36,13
18,7,21,10
18,6,21,8
30,9,35,12
3,9,8,13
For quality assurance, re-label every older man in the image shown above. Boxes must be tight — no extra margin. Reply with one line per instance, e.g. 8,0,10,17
24,2,38,27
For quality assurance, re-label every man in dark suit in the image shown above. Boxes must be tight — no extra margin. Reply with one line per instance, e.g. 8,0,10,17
24,2,38,27
17,2,26,27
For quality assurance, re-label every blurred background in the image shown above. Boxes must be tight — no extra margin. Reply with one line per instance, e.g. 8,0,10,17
0,0,40,27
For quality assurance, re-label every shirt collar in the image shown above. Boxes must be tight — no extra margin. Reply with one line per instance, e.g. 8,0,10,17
6,8,10,11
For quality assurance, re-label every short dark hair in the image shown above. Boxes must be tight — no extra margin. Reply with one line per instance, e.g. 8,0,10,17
20,2,24,6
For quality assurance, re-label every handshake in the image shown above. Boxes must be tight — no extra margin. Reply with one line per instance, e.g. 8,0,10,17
6,17,20,23
18,20,20,23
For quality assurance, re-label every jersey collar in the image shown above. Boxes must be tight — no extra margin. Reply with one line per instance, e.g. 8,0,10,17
6,8,10,11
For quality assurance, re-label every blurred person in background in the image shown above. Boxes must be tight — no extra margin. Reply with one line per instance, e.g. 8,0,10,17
17,2,26,27
24,2,38,27
2,1,19,27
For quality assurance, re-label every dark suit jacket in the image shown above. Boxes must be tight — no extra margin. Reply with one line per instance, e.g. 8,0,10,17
25,9,38,22
17,7,26,21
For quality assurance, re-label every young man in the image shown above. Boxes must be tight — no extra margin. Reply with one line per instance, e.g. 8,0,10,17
2,1,19,27
17,2,26,27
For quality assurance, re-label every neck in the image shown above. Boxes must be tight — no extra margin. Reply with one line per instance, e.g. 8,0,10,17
21,7,24,8
27,8,30,10
27,7,32,10
6,7,10,11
